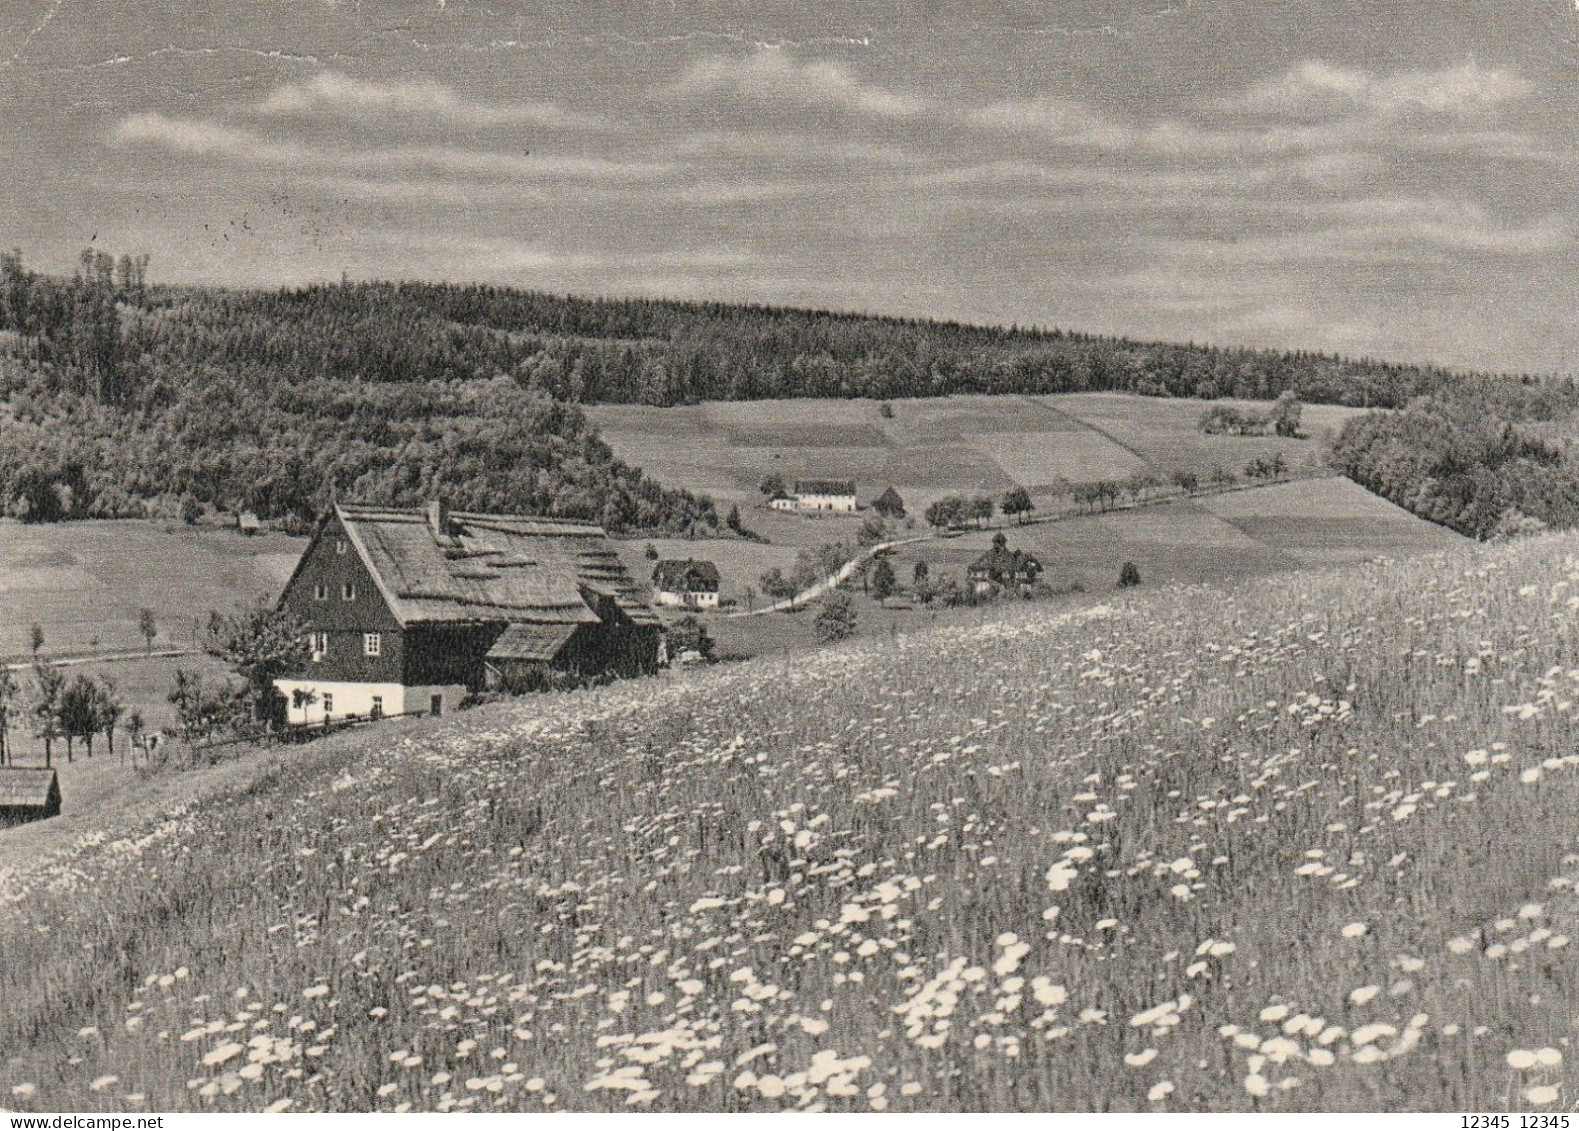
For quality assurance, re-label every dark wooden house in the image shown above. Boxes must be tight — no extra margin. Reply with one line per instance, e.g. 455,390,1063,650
0,767,61,827
274,501,662,724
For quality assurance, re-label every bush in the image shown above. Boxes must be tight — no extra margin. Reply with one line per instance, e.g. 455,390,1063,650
1118,561,1141,588
667,615,715,662
815,592,857,643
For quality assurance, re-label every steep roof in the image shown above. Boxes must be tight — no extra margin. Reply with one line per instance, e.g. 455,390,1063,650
334,504,660,629
652,559,721,592
0,767,58,809
794,479,856,497
486,623,580,662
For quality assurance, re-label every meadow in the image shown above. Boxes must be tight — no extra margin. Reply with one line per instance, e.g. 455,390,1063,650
598,392,1413,629
588,392,1366,514
1,530,1576,1111
0,519,303,661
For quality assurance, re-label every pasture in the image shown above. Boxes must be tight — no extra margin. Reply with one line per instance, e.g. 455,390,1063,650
623,477,1464,659
0,519,304,661
0,520,306,759
588,392,1367,515
1,531,1576,1110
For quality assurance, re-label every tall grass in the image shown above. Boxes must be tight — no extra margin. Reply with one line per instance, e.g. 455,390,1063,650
4,533,1579,1111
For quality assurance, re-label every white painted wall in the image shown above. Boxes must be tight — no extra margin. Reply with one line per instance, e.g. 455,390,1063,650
796,494,856,513
654,589,720,608
275,679,466,725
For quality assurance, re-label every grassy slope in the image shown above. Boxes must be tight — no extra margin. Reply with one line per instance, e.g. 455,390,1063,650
3,533,1577,1111
0,519,304,661
587,392,1368,513
597,392,1412,618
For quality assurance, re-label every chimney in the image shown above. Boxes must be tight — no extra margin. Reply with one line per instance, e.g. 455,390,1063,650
426,498,449,538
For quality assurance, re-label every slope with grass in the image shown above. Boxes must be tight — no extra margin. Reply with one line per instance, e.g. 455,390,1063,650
3,533,1577,1111
588,392,1365,514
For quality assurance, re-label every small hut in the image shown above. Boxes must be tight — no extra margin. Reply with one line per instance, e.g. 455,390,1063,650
0,767,61,827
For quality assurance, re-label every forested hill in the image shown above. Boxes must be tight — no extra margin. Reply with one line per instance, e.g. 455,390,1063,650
135,278,1573,411
1,252,1576,532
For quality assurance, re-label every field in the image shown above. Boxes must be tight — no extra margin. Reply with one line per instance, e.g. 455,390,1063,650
620,476,1463,660
597,393,1398,628
0,520,305,661
588,392,1367,515
2,531,1577,1110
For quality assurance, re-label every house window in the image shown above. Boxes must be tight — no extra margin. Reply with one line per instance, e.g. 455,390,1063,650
336,539,348,555
364,632,381,657
342,582,356,601
322,693,333,715
370,695,383,718
309,631,328,660
314,583,328,601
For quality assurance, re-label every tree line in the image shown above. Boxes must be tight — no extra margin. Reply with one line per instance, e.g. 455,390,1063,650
1332,398,1579,539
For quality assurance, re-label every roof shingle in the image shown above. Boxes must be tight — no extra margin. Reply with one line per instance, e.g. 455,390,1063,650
336,505,660,628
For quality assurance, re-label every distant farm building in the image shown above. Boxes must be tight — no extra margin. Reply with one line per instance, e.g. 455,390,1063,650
0,767,61,827
968,540,1044,595
776,480,858,513
651,559,721,608
273,501,662,724
238,511,262,536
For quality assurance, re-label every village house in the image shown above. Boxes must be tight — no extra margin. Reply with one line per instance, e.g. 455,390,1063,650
273,501,663,725
785,479,858,513
651,558,721,608
0,767,61,827
967,535,1044,595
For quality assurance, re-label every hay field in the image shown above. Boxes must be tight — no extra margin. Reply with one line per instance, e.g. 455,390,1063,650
634,477,1462,646
3,532,1578,1110
0,520,305,661
588,393,1365,515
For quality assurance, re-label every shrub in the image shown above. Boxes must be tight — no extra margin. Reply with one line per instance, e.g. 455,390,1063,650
815,591,857,642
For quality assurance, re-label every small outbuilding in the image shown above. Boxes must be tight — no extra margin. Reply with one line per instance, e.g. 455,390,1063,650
652,559,722,608
0,767,61,827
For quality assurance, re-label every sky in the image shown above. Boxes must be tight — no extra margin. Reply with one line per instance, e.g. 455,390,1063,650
2,0,1577,374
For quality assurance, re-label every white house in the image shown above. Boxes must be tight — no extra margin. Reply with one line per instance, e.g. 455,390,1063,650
651,559,722,608
790,479,857,513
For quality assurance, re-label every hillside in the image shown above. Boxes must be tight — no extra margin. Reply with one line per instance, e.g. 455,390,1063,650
2,532,1576,1111
3,256,1576,532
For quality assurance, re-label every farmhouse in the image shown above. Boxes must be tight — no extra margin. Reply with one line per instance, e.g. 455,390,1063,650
788,479,858,513
652,559,721,608
0,767,61,827
273,501,662,725
968,537,1044,595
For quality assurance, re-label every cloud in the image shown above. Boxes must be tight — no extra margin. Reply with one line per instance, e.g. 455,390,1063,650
114,112,313,162
1230,60,1533,120
1144,199,1572,270
969,60,1543,162
667,52,927,119
252,71,603,130
361,230,766,277
111,112,672,183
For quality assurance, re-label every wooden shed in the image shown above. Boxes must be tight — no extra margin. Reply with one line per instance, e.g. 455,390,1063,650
0,767,61,827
